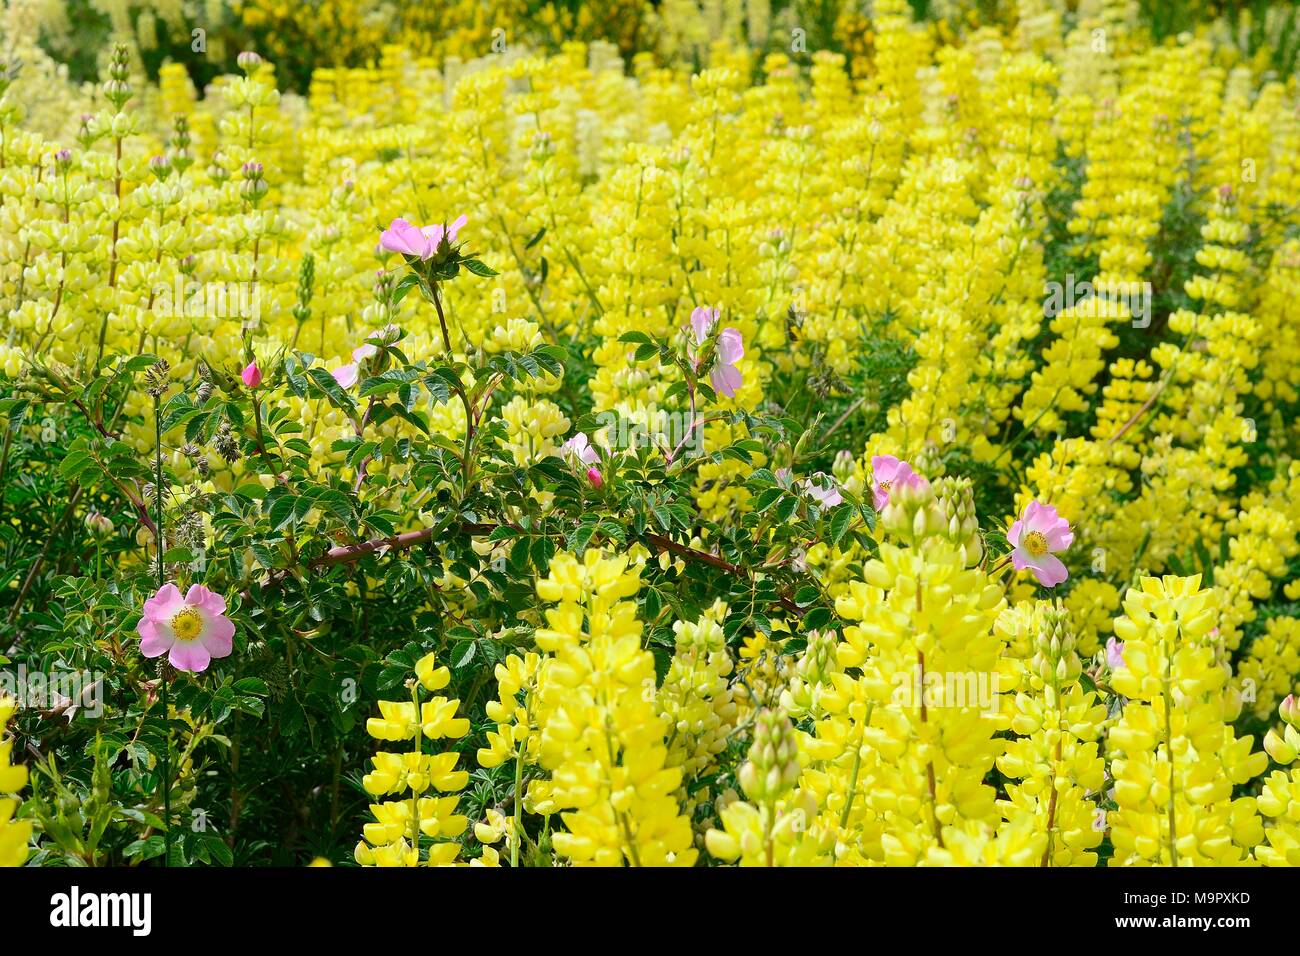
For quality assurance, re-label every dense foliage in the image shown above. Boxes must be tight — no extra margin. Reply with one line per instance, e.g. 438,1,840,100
2,0,1300,867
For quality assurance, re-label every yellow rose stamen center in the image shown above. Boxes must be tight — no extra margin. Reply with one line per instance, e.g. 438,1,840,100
171,606,203,641
1023,530,1049,557
878,480,891,493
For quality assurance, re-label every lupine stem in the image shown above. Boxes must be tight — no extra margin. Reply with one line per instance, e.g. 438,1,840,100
409,682,424,864
1162,659,1179,866
917,582,944,850
838,702,873,830
1040,718,1063,867
511,742,525,868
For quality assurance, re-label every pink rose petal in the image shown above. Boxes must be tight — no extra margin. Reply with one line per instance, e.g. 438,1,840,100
138,619,172,658
170,641,212,673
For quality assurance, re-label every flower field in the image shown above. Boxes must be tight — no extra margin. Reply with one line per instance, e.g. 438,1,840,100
2,0,1300,872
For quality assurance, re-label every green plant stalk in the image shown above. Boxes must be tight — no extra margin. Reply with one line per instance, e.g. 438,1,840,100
838,702,873,830
408,682,423,863
512,741,525,868
1162,651,1179,867
251,392,273,467
154,397,171,867
0,421,12,525
429,280,453,356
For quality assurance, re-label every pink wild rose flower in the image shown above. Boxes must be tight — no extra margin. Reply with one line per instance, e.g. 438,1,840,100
687,306,744,397
1009,501,1074,588
802,474,843,509
379,215,467,260
420,214,467,251
241,361,262,389
331,362,359,390
689,306,718,351
378,217,431,258
332,342,380,389
137,583,235,673
711,328,744,397
562,432,600,466
870,455,927,511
